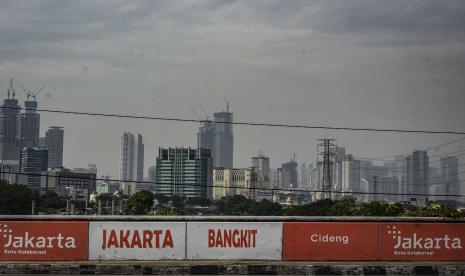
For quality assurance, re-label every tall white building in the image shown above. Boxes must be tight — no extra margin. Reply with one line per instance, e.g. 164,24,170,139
45,126,64,168
120,132,144,184
341,155,361,196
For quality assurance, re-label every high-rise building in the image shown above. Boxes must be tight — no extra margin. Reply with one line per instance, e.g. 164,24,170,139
16,98,40,150
120,132,144,183
281,160,298,188
341,154,361,199
251,154,270,188
19,147,48,188
148,165,156,183
406,150,429,203
441,156,460,201
0,80,21,162
376,176,399,202
44,126,64,168
155,147,212,198
213,111,233,168
197,120,215,158
213,167,257,200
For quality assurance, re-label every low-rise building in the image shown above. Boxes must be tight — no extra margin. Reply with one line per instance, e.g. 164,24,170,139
40,168,96,201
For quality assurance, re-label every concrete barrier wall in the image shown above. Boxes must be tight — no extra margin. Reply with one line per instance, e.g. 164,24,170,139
0,219,464,261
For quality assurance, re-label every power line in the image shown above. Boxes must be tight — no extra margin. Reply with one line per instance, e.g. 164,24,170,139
357,148,465,162
357,136,465,160
2,106,465,135
2,170,465,198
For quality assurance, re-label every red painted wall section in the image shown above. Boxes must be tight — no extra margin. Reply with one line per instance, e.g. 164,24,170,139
379,223,465,261
0,221,88,261
283,222,378,261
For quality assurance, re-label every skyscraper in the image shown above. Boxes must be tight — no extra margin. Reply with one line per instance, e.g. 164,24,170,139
16,97,40,150
341,154,361,198
406,150,429,203
282,159,298,188
148,165,156,183
44,126,64,168
251,154,270,187
441,156,459,201
120,132,144,183
213,111,233,168
0,79,21,162
155,147,212,198
197,120,215,158
19,147,48,189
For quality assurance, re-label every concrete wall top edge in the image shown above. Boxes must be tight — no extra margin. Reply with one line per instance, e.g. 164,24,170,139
0,215,463,222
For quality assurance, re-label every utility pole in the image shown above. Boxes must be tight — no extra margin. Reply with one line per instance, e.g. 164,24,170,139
373,176,378,201
317,139,336,200
31,200,35,215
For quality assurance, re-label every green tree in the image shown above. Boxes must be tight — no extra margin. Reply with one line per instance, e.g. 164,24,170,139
285,198,334,216
356,201,389,216
249,199,282,216
123,190,155,215
385,202,404,216
329,196,357,216
187,197,212,207
0,181,34,214
39,191,66,211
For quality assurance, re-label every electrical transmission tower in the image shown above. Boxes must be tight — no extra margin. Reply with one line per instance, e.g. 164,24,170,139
317,139,336,200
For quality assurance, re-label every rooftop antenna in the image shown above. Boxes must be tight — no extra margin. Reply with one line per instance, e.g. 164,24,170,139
20,84,46,101
223,96,230,112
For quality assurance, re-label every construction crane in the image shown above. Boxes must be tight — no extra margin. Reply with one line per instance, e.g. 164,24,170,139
200,104,210,120
20,84,46,101
6,77,15,99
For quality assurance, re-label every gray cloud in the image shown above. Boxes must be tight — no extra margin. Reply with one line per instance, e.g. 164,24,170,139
0,0,464,190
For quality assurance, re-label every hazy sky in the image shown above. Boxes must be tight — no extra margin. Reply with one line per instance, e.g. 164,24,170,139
1,1,464,188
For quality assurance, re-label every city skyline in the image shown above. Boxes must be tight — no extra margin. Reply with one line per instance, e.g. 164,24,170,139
0,1,463,193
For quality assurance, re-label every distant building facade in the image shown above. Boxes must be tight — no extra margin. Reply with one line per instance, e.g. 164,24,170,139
406,150,429,202
0,82,21,162
16,99,40,150
96,180,120,195
213,111,233,168
281,160,298,188
155,147,212,198
213,167,257,200
19,147,48,188
341,154,361,198
251,155,270,188
44,127,64,168
41,168,96,201
441,156,460,201
120,132,144,183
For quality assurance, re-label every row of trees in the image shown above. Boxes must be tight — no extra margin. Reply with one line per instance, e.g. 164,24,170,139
122,191,465,218
1,181,463,218
0,181,66,214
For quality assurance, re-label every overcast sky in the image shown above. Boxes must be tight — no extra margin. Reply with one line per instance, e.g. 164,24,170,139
0,0,464,189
